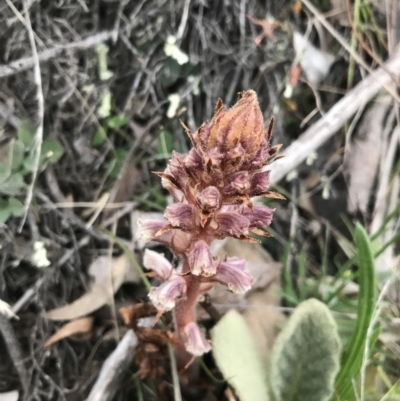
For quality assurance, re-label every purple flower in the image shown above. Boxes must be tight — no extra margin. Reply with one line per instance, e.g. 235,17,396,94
250,171,270,194
196,186,221,213
184,148,203,170
138,218,191,254
183,322,212,356
161,177,185,202
149,275,187,311
226,171,250,194
164,204,194,229
215,212,250,237
188,240,216,277
143,249,173,280
138,218,168,240
241,205,275,227
214,258,254,294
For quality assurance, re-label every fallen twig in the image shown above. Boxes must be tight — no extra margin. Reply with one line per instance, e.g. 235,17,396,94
0,315,29,399
269,50,400,184
0,31,113,79
18,1,44,230
86,330,138,401
0,101,21,129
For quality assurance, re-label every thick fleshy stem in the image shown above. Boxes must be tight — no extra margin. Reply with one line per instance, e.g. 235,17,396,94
173,258,202,367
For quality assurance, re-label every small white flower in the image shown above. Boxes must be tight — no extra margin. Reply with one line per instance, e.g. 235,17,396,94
31,241,51,268
164,35,189,65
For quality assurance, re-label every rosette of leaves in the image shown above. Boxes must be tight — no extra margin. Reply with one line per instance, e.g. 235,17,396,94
269,298,341,401
0,120,64,224
212,298,341,401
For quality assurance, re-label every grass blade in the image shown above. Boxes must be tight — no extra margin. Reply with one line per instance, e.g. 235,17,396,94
334,223,376,400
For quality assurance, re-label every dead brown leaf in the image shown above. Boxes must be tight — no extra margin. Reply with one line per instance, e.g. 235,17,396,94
44,317,94,347
119,303,158,328
47,255,131,320
346,96,392,214
88,255,139,287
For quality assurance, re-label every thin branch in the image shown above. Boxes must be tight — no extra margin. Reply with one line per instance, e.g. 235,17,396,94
86,330,138,401
0,315,29,399
0,31,113,78
18,0,44,231
269,50,400,184
176,0,191,40
168,343,183,401
0,101,21,129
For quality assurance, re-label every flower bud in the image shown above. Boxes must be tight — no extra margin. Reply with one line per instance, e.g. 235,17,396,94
184,148,203,170
250,171,270,195
183,322,212,356
188,240,216,276
196,186,221,213
161,177,184,202
208,90,264,158
225,171,250,194
149,275,187,311
143,249,173,280
214,258,253,294
168,152,189,188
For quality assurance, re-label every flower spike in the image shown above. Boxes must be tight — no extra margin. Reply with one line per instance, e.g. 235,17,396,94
139,90,283,360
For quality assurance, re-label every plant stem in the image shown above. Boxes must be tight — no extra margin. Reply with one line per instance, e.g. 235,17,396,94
173,256,201,368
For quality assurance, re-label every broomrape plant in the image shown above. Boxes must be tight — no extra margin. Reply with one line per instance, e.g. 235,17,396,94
138,91,380,401
139,90,284,362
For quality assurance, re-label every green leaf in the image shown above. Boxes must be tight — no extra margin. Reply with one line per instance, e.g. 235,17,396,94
11,140,25,170
211,310,270,401
381,380,400,401
0,173,24,195
270,298,341,401
0,198,11,224
41,137,64,164
106,148,128,178
8,197,24,216
157,130,174,156
92,126,108,146
160,58,182,88
0,162,11,185
106,115,128,129
17,119,36,148
334,223,376,400
22,153,37,173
